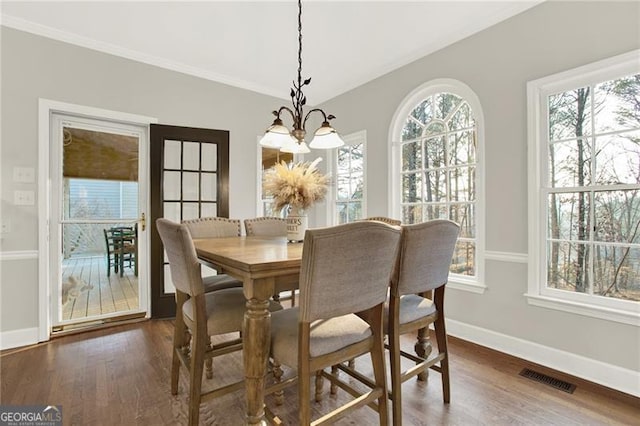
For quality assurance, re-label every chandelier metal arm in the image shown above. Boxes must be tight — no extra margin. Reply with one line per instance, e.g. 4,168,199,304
259,0,344,150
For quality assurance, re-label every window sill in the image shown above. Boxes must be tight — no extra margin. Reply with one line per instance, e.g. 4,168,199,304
449,278,486,294
525,294,640,326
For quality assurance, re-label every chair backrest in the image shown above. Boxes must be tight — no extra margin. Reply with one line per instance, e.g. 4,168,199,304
244,217,287,237
156,218,204,297
298,221,401,322
182,217,241,239
363,217,402,226
392,219,460,297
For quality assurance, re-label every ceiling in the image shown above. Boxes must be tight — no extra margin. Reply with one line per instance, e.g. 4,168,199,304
0,1,541,104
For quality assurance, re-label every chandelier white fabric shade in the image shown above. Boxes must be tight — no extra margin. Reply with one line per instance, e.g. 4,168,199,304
258,0,345,154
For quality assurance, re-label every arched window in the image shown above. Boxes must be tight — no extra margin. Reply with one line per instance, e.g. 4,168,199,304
390,79,484,290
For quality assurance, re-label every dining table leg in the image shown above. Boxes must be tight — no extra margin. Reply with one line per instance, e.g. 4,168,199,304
243,277,275,425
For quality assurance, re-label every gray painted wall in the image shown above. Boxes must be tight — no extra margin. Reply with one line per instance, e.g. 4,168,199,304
319,0,640,373
0,26,280,332
1,0,638,386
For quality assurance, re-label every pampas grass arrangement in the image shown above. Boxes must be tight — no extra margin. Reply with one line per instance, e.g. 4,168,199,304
263,158,329,212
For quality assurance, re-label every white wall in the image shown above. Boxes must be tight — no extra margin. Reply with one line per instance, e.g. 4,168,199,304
319,1,640,395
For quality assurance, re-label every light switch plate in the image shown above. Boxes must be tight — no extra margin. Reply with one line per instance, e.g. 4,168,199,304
13,167,35,183
14,190,35,205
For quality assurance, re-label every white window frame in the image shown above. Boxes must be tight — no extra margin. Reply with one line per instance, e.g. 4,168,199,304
327,130,367,225
389,79,486,294
526,49,640,326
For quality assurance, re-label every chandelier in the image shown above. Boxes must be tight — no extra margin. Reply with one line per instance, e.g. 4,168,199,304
259,0,344,154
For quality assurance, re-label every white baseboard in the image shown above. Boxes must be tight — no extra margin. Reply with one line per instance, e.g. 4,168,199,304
0,327,39,350
446,319,640,398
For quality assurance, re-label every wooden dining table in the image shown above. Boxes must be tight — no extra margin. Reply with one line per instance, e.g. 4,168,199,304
193,236,304,425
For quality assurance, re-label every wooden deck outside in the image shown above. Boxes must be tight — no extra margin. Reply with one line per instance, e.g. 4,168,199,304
61,255,139,321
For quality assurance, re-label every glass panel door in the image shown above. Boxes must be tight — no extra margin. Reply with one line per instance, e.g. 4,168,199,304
52,115,148,329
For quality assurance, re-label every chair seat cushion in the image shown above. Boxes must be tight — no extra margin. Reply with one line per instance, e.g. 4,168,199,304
203,274,243,293
183,288,283,336
270,307,372,368
385,294,436,330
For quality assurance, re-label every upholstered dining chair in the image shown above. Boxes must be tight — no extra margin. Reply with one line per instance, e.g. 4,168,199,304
267,221,401,425
244,217,287,237
182,217,243,293
156,218,282,426
243,217,296,306
387,219,459,425
363,217,402,226
182,216,241,239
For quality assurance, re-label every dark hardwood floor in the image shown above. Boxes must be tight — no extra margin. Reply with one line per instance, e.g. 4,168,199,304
1,319,638,425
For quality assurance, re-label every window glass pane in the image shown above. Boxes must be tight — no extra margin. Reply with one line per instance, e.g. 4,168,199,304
337,203,348,224
164,140,181,169
201,173,217,201
424,136,445,169
592,245,640,301
201,143,217,171
425,121,445,137
201,202,217,217
425,171,447,202
163,171,180,200
401,205,422,224
448,102,475,131
402,119,422,141
349,201,363,222
351,144,364,171
549,138,592,188
452,241,475,276
182,203,199,220
425,204,447,221
402,142,421,171
548,192,591,241
595,131,640,185
182,172,199,201
548,87,592,141
337,147,350,174
402,173,422,202
337,174,350,201
594,74,640,134
450,203,475,238
163,202,180,223
449,167,475,202
594,189,640,244
547,241,591,293
448,131,475,166
434,93,461,120
411,98,432,125
350,171,363,200
183,142,200,170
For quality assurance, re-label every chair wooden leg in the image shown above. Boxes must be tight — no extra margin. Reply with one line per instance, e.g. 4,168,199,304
172,293,189,395
371,318,389,425
434,287,450,403
188,326,206,426
205,341,213,380
389,327,403,426
315,370,324,402
273,359,284,406
330,365,339,395
415,327,432,381
299,325,311,426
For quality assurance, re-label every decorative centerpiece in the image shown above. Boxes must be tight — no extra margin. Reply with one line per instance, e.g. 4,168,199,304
263,158,329,242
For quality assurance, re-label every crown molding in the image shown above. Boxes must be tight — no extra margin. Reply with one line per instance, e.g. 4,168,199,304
0,14,289,101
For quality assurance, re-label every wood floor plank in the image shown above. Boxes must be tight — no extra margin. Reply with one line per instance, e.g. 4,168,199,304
1,320,637,425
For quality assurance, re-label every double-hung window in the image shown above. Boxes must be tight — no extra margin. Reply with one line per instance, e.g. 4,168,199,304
527,50,640,325
329,131,366,224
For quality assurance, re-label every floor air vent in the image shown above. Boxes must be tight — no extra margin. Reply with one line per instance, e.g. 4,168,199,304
519,368,576,394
